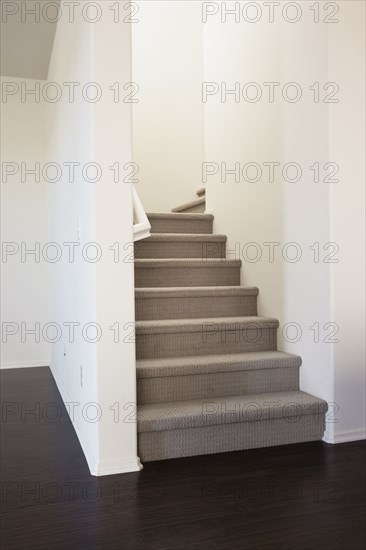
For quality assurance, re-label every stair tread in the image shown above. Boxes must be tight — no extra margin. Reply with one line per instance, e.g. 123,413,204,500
135,316,279,333
147,212,213,220
172,197,205,213
135,286,258,297
135,258,241,267
138,390,328,432
142,233,225,241
137,350,302,378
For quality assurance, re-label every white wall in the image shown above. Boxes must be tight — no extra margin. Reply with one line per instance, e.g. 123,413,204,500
48,1,140,475
1,77,50,368
132,0,204,212
93,8,140,474
47,6,98,471
203,11,283,320
204,1,365,442
328,1,366,442
279,13,333,422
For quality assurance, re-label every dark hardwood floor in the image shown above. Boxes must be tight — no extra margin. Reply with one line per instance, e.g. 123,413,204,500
1,367,365,550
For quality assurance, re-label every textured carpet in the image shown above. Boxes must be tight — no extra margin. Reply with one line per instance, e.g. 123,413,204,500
135,191,328,461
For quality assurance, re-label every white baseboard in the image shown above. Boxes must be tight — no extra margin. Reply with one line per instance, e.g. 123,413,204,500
323,428,366,444
0,361,49,369
90,457,143,476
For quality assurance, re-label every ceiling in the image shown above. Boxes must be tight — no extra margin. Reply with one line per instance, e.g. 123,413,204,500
0,0,60,79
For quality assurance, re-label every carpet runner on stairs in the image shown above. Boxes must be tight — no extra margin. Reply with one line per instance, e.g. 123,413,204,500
134,190,328,462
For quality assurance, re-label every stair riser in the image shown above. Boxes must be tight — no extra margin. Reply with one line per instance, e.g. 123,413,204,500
136,326,277,359
138,414,326,461
135,266,241,287
138,366,300,404
148,219,213,234
134,241,226,259
178,203,205,214
135,294,257,320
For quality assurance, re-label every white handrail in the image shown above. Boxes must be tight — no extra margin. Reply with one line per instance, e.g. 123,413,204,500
133,186,151,242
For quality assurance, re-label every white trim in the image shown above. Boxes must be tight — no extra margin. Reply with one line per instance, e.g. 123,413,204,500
133,221,151,242
90,457,143,476
0,361,49,369
133,186,151,242
323,428,366,444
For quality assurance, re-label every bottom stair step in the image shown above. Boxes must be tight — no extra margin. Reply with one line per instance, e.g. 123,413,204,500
138,390,328,461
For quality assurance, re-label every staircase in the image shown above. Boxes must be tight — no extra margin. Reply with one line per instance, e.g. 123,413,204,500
135,188,328,462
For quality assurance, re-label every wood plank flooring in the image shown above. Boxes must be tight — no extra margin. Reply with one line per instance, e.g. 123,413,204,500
1,367,365,550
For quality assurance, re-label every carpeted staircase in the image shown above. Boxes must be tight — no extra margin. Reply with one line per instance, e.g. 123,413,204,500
135,188,328,462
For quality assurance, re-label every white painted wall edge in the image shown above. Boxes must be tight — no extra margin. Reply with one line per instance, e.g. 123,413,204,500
1,361,49,369
323,429,366,445
50,362,143,476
